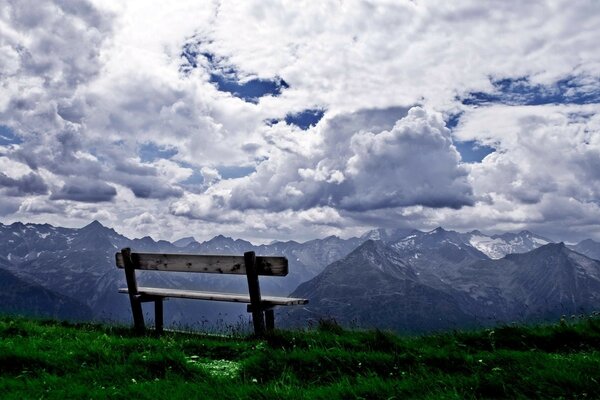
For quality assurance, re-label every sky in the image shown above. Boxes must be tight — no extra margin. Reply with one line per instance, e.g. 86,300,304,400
1,0,600,244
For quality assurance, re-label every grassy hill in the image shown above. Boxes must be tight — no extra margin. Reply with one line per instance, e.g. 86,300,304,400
1,315,600,399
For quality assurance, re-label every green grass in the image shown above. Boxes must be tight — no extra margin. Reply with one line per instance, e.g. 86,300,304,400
1,316,600,399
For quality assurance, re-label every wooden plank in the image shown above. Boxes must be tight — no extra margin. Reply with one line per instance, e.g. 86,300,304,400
118,287,308,306
121,248,145,334
265,309,275,331
115,252,288,276
245,251,265,336
155,298,164,335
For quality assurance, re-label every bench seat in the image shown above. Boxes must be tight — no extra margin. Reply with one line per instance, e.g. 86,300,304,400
119,287,308,306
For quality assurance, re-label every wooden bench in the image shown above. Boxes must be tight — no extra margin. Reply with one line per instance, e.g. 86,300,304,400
115,248,308,335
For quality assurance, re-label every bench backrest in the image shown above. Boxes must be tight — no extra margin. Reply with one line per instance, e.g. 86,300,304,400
115,251,288,276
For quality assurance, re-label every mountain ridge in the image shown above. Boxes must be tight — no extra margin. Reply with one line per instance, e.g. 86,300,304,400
283,240,600,332
2,220,600,331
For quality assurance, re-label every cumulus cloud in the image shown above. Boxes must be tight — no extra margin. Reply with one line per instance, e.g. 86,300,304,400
201,166,221,186
228,106,473,212
454,104,600,205
298,207,343,226
169,192,243,224
18,197,64,214
0,0,112,122
123,212,159,233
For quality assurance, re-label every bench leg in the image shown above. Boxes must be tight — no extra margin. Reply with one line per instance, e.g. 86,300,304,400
131,295,145,334
244,252,266,336
265,309,275,331
155,298,164,335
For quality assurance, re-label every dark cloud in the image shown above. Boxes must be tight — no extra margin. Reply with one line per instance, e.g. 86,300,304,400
12,128,103,178
102,165,184,200
0,197,21,216
0,172,49,196
114,160,157,176
50,178,116,203
127,180,183,200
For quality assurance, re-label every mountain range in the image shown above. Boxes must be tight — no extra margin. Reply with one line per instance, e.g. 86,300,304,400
0,220,364,326
1,221,599,332
283,228,600,332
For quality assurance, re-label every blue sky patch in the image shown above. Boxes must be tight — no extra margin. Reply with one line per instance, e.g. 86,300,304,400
454,140,495,163
445,114,495,163
284,109,325,130
139,142,178,163
180,43,200,73
211,75,288,104
0,125,23,145
180,42,289,104
181,169,205,186
218,165,255,179
461,76,600,106
445,112,462,129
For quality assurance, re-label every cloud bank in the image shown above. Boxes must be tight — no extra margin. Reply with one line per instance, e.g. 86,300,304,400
0,0,599,243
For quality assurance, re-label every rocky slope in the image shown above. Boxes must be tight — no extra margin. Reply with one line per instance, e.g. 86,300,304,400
283,239,600,332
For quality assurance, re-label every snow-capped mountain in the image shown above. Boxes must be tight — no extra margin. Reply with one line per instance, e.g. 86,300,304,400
2,219,598,332
360,228,417,244
284,240,477,332
284,241,600,332
466,230,552,259
362,226,553,259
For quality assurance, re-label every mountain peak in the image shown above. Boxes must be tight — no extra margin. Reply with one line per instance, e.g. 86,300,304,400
505,241,567,261
83,220,104,229
538,242,566,251
211,234,232,241
323,235,341,242
361,229,385,240
173,236,197,247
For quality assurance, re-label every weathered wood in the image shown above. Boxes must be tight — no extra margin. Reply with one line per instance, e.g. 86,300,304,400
121,248,145,334
115,248,308,335
116,252,288,276
245,251,265,336
155,298,164,335
265,309,275,331
118,287,308,306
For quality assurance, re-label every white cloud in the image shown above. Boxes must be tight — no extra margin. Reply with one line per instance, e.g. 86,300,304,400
225,106,472,212
455,104,600,205
1,0,600,243
200,166,221,186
